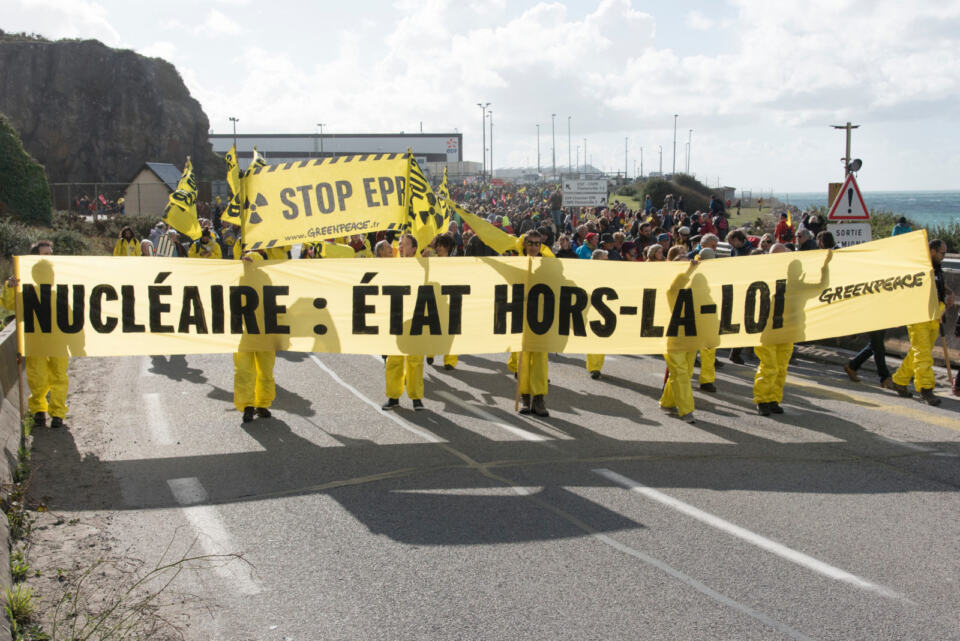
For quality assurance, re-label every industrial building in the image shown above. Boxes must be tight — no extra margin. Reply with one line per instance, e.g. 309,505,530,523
208,132,479,178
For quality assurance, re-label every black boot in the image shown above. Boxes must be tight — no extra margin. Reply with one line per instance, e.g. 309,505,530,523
757,403,771,416
532,395,550,417
32,412,46,428
920,388,941,406
381,398,400,411
242,407,256,423
49,417,64,429
255,407,272,418
519,394,531,414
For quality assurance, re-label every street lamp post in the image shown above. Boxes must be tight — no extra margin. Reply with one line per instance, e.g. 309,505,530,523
536,124,541,174
567,115,571,176
551,113,556,179
583,138,587,173
229,116,239,149
624,137,629,179
488,110,494,179
317,123,325,159
686,129,692,173
659,145,662,174
640,146,643,177
576,145,580,172
476,102,490,179
672,114,678,176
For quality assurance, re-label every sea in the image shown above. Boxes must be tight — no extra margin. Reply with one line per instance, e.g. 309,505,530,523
772,190,960,230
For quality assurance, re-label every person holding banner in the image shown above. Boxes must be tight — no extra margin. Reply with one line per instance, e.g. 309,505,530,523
4,241,70,428
888,239,954,406
383,234,426,411
234,249,278,423
427,234,458,371
517,231,550,417
187,228,222,259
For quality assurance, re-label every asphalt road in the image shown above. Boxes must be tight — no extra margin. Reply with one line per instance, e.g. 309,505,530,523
29,348,960,640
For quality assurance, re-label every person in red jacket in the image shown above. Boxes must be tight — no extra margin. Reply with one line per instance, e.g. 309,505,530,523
774,212,794,244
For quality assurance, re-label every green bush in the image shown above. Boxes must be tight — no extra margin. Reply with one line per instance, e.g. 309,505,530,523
641,178,711,213
0,221,36,258
48,228,89,255
91,214,158,240
0,114,51,226
617,184,637,197
927,222,960,253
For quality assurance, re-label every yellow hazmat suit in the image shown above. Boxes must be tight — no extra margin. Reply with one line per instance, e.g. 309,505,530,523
753,343,794,404
892,315,941,391
517,351,549,396
188,238,223,259
2,284,69,419
233,250,276,411
385,355,424,400
660,351,696,417
586,354,605,374
112,237,139,256
699,347,716,385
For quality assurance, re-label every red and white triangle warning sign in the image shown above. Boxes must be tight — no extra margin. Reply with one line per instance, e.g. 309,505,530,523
827,173,869,220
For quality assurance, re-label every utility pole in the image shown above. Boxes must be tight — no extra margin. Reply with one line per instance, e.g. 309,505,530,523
686,129,692,173
476,102,490,179
576,145,579,172
317,123,325,158
488,110,494,179
567,116,572,176
658,145,662,174
831,121,860,175
640,146,643,177
583,138,587,172
551,113,556,179
536,124,541,174
672,114,678,175
624,137,628,179
229,116,239,150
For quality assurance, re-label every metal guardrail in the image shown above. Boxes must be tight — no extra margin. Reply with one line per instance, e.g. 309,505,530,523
715,243,960,273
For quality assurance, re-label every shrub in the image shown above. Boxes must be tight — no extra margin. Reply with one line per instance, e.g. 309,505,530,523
0,114,51,226
640,178,711,213
48,228,90,255
92,214,158,240
617,184,637,197
0,221,36,258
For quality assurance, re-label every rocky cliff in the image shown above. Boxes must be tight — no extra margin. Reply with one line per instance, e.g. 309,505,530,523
0,31,220,183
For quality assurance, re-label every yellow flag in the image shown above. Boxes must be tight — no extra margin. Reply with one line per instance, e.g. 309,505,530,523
246,146,267,175
787,209,793,228
222,145,242,225
162,157,202,240
437,166,450,227
404,155,443,254
319,241,357,258
446,199,519,255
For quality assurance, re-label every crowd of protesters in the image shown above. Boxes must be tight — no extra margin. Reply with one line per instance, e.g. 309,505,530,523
106,179,958,419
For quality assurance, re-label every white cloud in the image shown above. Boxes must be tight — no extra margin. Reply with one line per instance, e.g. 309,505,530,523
197,8,244,37
8,0,122,45
685,10,713,31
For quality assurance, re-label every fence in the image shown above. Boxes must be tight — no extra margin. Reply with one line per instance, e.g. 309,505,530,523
50,181,229,218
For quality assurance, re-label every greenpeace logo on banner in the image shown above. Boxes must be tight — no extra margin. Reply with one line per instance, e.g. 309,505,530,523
818,272,926,304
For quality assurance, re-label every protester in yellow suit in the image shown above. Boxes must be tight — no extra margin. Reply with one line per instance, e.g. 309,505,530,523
4,241,69,428
112,226,139,256
383,234,426,411
659,261,698,423
426,234,458,370
696,248,719,393
889,239,954,406
187,229,223,259
517,230,550,417
753,244,831,416
234,248,279,423
585,248,609,379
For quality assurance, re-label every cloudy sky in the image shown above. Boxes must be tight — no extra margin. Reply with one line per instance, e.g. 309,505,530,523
6,0,960,193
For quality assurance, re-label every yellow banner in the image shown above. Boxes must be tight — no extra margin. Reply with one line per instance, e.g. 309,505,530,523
240,154,409,250
162,158,202,240
15,233,937,358
222,146,242,225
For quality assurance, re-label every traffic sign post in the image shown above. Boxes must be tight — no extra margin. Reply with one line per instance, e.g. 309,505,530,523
827,222,872,247
562,179,607,208
827,173,869,221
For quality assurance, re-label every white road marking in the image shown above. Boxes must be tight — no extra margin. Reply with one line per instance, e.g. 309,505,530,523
505,487,815,641
167,477,261,595
143,393,174,445
309,355,445,443
594,468,902,600
434,390,551,443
